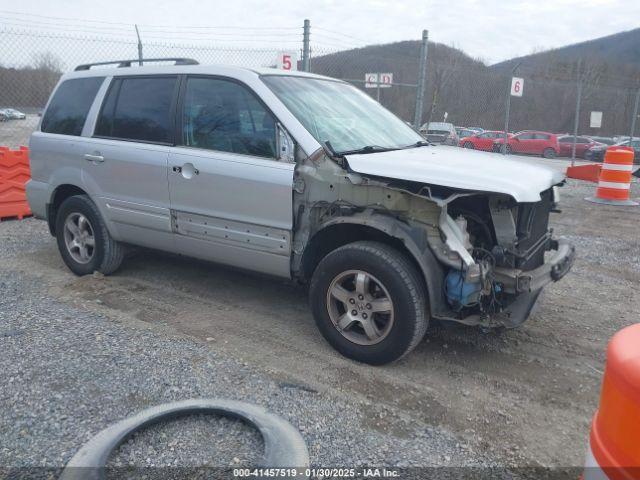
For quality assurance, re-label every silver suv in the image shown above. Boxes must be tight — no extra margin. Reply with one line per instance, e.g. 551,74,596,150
27,58,575,365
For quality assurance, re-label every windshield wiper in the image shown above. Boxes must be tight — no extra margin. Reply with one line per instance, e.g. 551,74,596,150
335,145,400,156
400,140,430,149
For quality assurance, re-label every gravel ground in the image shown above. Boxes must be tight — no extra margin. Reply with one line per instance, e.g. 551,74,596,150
1,160,638,478
0,220,495,476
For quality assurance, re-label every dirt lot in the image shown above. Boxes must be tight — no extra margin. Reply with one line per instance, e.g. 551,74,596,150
1,156,639,473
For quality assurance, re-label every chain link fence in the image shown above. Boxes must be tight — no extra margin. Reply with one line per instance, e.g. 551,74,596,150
1,22,639,154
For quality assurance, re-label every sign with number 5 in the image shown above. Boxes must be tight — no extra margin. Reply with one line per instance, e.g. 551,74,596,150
277,52,298,71
510,77,524,97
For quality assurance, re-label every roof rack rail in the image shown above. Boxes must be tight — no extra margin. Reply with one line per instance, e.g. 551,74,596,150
74,58,199,71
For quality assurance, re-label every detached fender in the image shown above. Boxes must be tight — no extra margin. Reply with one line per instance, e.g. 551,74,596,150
60,399,309,480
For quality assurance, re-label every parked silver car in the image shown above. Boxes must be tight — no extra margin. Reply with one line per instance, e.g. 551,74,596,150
419,121,458,145
27,58,575,365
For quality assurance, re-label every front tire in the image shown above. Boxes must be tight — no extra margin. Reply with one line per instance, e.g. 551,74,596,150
55,195,125,276
309,241,428,365
463,141,474,149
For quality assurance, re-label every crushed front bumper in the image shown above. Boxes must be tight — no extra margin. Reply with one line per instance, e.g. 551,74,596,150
493,238,576,294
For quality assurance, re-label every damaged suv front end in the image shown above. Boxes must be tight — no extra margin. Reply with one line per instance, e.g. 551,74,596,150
293,144,574,331
263,72,575,362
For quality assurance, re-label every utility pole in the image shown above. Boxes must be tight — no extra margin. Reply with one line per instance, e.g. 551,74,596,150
413,29,429,130
302,19,310,73
135,24,143,66
571,59,583,166
630,88,640,143
502,62,521,155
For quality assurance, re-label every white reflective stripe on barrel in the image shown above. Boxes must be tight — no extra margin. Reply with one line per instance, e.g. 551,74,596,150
598,181,632,189
583,443,610,480
601,163,633,171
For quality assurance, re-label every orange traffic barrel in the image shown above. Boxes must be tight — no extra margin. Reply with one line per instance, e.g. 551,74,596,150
586,147,638,206
584,323,640,479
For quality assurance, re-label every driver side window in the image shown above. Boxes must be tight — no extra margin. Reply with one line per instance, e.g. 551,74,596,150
182,77,276,159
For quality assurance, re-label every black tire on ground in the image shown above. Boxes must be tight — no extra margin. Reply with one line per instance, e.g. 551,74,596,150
55,195,125,276
542,148,556,159
463,141,474,149
309,241,428,365
505,145,512,155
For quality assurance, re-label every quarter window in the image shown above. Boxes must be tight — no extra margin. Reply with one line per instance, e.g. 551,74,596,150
41,77,104,136
96,76,177,143
182,77,276,158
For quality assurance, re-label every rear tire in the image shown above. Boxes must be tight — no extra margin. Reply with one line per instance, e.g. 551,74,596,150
55,195,125,276
505,144,512,155
463,141,474,149
543,148,556,159
309,241,428,365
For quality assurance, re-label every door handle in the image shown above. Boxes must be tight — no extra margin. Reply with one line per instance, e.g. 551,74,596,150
84,153,104,163
173,163,199,179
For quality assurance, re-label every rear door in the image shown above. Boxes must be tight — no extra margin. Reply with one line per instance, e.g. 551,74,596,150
575,137,590,156
534,133,551,154
81,75,178,250
512,132,534,153
167,76,295,278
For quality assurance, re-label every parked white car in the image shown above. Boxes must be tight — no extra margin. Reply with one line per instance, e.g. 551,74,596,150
2,108,27,119
26,58,575,365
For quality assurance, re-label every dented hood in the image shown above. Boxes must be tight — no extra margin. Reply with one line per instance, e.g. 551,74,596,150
345,145,565,203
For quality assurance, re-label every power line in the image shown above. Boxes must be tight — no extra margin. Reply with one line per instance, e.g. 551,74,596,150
0,9,301,30
0,19,303,39
313,26,369,44
0,27,303,45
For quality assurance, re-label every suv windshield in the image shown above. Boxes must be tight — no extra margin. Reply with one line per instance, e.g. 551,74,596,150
262,75,423,154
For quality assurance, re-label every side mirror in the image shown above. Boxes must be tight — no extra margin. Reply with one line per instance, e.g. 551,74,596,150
277,124,295,163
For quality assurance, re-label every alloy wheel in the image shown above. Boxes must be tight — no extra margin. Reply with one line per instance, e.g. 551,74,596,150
326,270,394,346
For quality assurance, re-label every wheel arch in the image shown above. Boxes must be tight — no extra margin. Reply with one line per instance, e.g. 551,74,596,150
47,184,89,235
298,217,446,317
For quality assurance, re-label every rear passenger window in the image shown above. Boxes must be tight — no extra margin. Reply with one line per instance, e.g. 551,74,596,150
41,77,104,136
182,77,276,158
96,76,177,143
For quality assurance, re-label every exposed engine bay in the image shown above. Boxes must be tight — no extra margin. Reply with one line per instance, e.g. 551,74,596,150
291,149,574,329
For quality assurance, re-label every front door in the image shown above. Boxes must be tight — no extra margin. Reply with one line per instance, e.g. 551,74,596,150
168,76,295,278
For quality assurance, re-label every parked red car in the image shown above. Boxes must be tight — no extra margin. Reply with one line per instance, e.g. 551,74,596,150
493,131,560,158
557,135,603,158
459,130,512,151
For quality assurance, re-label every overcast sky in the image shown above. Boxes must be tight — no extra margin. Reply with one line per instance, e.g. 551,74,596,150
1,0,639,65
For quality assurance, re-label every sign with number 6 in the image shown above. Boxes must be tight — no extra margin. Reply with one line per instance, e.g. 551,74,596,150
510,77,524,97
277,52,298,71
